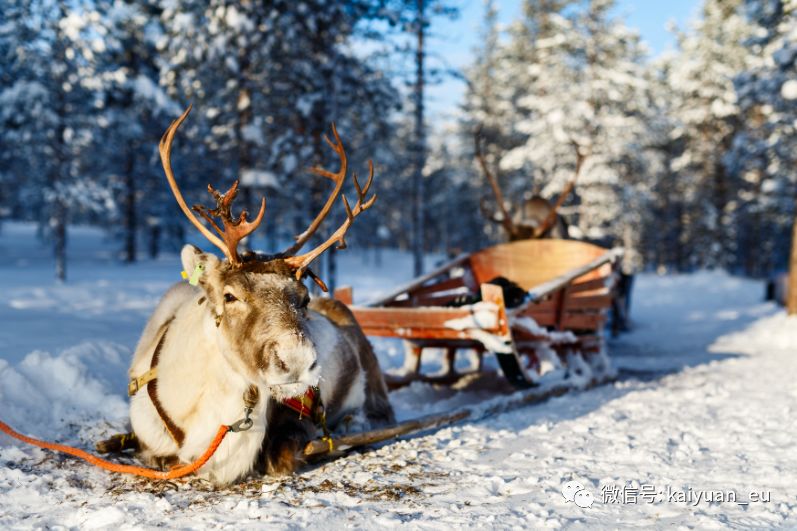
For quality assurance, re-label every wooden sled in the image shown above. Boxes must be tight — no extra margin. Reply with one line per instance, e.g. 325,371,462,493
334,240,623,389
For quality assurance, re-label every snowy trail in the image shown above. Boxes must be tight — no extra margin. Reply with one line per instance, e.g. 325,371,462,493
1,224,796,528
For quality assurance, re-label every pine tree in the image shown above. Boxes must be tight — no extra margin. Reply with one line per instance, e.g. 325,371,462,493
478,0,656,261
157,1,401,288
460,0,505,242
730,0,797,276
92,0,175,262
641,58,688,270
665,0,755,270
0,0,34,222
462,0,579,242
0,0,114,280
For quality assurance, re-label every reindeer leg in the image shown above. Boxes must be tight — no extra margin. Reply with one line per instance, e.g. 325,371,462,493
95,432,140,454
259,401,316,476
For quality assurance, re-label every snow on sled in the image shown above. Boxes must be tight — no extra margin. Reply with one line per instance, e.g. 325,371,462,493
334,239,623,389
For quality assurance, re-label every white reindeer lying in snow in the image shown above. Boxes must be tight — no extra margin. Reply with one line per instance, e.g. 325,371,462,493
126,106,394,485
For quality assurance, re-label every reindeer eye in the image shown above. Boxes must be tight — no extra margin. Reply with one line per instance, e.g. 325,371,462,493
300,294,310,309
224,293,238,303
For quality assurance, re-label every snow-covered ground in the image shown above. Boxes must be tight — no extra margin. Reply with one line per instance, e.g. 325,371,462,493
1,222,796,529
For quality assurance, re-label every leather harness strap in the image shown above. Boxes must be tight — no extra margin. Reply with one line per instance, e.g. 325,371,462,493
127,368,157,397
128,317,185,447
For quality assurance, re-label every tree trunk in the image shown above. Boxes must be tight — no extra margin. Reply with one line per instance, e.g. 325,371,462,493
674,198,686,272
325,31,340,292
327,245,337,293
266,211,277,253
123,147,136,263
148,224,160,259
52,0,69,281
787,217,797,315
713,158,729,268
54,199,67,282
309,130,326,296
236,83,253,254
412,0,426,277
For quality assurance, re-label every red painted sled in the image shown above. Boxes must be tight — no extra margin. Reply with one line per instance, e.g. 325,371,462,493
334,239,623,389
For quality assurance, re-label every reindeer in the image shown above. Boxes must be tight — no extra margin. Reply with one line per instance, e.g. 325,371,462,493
475,134,587,241
126,106,394,485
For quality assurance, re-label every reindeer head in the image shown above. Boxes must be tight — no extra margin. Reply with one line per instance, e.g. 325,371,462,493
474,132,586,241
178,245,319,399
160,105,375,399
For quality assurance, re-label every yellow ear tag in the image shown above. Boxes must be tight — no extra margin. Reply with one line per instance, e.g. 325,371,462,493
184,263,204,286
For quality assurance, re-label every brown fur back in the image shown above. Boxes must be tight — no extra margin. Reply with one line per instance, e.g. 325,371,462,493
310,298,395,425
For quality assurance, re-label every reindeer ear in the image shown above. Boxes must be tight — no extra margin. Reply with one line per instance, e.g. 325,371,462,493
180,244,221,285
180,244,203,274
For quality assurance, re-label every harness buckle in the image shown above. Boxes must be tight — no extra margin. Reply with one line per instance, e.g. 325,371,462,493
128,368,158,397
229,407,254,433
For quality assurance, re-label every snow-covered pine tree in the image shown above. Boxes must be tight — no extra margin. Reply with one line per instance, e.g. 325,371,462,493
0,0,35,224
639,57,688,271
462,0,581,243
460,0,507,243
353,0,458,274
729,0,797,276
158,1,400,288
0,0,115,280
274,1,401,290
157,0,277,249
395,0,458,275
92,0,177,262
665,0,755,270
461,0,500,147
485,0,655,263
426,128,489,255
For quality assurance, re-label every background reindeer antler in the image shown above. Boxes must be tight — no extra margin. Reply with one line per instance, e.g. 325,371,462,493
475,131,516,238
532,141,589,238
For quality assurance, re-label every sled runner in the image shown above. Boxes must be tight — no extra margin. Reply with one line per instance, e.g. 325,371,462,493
334,239,623,389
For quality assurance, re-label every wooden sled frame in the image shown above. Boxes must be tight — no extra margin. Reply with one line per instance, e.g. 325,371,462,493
335,240,624,389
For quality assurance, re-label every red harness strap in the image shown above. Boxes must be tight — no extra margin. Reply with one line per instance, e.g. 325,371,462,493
281,386,334,451
281,387,317,419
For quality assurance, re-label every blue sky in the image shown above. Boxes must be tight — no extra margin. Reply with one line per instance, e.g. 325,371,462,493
426,0,703,123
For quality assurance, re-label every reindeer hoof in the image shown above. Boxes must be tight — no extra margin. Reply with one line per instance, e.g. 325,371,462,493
95,432,139,454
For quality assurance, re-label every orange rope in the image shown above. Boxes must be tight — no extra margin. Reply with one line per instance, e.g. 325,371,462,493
0,419,229,480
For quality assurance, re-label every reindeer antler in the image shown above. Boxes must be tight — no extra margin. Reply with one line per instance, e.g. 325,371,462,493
159,105,266,266
475,131,517,238
192,179,266,265
532,141,589,238
282,125,349,256
282,124,376,291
